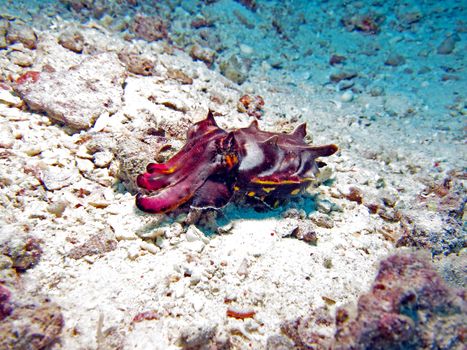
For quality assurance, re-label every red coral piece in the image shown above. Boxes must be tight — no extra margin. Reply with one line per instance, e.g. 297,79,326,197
15,71,41,84
132,310,160,323
226,307,256,319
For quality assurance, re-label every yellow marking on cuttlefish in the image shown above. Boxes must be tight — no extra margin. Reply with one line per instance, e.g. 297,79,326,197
161,166,177,174
251,177,313,185
262,187,276,193
160,193,192,213
225,154,238,169
290,188,301,195
247,191,256,197
234,185,240,191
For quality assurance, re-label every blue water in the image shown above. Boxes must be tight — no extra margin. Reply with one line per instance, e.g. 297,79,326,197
4,0,464,118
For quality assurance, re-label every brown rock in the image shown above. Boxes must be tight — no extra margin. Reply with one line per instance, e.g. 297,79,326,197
6,22,37,49
437,35,458,55
58,29,85,53
384,53,406,66
189,44,216,66
329,70,358,83
219,54,249,84
166,68,193,84
118,51,155,75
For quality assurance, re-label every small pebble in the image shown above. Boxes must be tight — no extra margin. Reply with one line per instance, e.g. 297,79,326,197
330,70,357,83
190,269,203,285
58,30,84,53
127,244,140,260
76,158,94,173
47,200,67,217
192,296,204,312
309,214,334,229
93,151,113,168
338,80,354,91
0,89,22,107
385,53,405,66
190,44,215,65
8,50,34,67
369,86,384,96
317,199,333,214
0,123,15,148
240,44,253,55
140,241,160,254
437,35,458,55
340,90,353,102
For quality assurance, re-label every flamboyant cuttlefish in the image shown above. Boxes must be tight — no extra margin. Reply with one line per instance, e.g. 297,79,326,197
136,111,338,213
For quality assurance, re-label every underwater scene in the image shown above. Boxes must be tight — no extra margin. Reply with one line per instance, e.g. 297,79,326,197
0,0,465,348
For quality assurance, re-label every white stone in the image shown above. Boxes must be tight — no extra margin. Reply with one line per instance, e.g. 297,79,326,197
0,89,22,107
140,241,160,254
340,90,354,102
93,151,114,168
240,44,253,55
0,122,15,148
76,158,94,173
127,243,140,260
192,296,204,312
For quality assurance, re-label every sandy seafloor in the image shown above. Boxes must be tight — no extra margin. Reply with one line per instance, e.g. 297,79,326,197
0,0,465,349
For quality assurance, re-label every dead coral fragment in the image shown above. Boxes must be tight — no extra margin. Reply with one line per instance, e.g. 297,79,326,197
166,68,193,85
0,300,64,350
281,307,334,349
281,253,466,349
13,53,125,130
343,186,364,204
397,175,466,255
219,54,249,84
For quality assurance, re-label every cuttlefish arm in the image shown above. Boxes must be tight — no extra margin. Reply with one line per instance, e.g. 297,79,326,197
136,132,238,213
